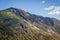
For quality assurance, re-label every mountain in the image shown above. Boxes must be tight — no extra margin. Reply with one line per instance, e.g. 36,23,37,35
0,7,60,40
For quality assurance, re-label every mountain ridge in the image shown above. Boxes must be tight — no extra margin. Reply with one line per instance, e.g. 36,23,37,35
0,7,60,40
6,7,55,26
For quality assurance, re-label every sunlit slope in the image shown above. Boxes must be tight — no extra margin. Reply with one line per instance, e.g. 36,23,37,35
0,8,60,40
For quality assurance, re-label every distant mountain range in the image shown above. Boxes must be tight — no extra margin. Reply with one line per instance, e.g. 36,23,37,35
0,7,60,40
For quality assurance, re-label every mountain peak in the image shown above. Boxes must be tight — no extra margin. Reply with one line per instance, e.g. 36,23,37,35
6,7,55,26
7,7,19,11
0,7,60,40
8,7,18,9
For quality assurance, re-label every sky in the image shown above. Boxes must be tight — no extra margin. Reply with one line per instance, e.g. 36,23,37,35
0,0,60,20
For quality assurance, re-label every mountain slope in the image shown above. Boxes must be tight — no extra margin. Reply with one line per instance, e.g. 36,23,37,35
0,7,60,40
7,7,60,34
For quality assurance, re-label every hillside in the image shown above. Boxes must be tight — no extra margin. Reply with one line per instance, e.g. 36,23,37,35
0,7,60,40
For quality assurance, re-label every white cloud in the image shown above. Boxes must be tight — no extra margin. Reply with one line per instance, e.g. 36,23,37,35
48,10,60,15
44,6,54,11
44,6,60,15
42,1,45,4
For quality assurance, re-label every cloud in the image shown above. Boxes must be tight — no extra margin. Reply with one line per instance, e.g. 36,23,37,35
41,1,45,4
44,6,60,15
48,10,60,15
44,6,54,11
